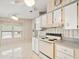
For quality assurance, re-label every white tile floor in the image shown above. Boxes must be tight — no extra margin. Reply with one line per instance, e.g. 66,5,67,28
0,40,36,59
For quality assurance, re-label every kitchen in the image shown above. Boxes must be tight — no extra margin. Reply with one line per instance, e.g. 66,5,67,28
0,0,79,59
32,0,79,59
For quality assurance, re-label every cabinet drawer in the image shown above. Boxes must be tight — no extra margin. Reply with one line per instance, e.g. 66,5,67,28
56,44,74,56
56,53,74,59
62,53,74,59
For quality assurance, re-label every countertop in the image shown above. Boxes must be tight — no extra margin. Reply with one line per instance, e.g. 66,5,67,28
40,39,56,44
40,38,79,49
55,40,79,49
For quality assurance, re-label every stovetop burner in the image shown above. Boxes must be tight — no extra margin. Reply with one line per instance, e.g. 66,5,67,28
48,39,57,41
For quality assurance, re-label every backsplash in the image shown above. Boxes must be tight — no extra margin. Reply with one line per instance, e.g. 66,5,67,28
40,28,79,41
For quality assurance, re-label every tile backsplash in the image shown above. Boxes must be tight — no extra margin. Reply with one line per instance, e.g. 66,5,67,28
41,28,79,41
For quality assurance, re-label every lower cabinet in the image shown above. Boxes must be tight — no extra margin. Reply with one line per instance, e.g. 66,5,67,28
55,44,79,59
78,1,79,29
32,37,39,54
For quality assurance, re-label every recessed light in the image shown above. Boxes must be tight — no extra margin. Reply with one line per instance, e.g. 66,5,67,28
24,0,35,7
11,16,19,21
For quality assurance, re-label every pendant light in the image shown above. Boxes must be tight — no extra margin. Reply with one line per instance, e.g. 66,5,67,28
24,0,35,7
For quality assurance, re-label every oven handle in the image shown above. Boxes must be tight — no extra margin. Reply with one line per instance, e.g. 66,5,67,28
39,51,52,59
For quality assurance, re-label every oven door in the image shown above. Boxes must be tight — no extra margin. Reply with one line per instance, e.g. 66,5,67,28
39,40,55,59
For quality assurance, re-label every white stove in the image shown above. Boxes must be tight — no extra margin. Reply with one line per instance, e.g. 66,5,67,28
39,33,62,59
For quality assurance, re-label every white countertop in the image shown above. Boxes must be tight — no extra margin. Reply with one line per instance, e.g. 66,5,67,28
55,40,79,49
40,39,56,44
40,38,79,49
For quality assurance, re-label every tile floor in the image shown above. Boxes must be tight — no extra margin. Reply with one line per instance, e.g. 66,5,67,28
0,40,41,59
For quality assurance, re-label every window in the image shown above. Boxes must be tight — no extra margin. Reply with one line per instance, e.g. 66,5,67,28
13,32,21,38
2,32,12,39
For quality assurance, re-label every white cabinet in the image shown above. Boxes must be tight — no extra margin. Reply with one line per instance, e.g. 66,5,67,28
32,37,39,54
55,43,79,59
32,37,35,51
36,16,42,30
62,0,76,6
35,38,39,54
41,14,48,28
47,0,54,12
54,9,62,27
55,44,74,56
78,1,79,29
64,2,77,29
47,12,53,27
41,13,53,28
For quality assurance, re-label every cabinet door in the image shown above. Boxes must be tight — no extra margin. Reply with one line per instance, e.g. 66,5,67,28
35,38,39,54
47,0,54,12
62,0,76,6
41,14,47,28
78,2,79,29
39,41,53,58
64,2,77,29
54,9,62,27
54,0,62,9
47,12,53,27
36,17,41,30
32,37,35,51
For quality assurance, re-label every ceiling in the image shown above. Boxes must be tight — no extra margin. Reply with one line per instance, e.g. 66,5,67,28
0,0,49,19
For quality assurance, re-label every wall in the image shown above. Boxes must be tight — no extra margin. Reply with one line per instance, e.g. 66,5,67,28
41,28,79,41
0,18,32,59
0,18,32,42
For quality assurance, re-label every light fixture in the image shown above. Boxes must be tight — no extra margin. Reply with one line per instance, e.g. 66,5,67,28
24,0,35,7
11,15,19,21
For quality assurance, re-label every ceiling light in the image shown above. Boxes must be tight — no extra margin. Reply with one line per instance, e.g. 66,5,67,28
24,0,35,7
11,16,19,21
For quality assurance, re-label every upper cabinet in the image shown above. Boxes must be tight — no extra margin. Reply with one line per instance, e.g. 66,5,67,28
63,2,77,29
78,1,79,29
32,20,36,30
34,0,79,29
54,0,62,9
41,13,53,28
53,9,62,27
62,0,76,6
47,0,54,12
41,14,48,28
35,16,42,30
47,12,53,27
